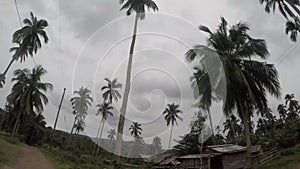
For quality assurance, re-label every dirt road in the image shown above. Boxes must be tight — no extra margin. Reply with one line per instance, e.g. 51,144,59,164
4,144,56,169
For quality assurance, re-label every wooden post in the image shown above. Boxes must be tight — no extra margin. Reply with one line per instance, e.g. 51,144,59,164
54,88,66,130
208,157,211,169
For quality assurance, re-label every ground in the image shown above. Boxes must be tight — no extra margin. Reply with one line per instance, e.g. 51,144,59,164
4,143,56,169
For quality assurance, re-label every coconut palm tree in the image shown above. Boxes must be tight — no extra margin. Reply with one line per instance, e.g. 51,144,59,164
70,87,93,134
108,129,117,141
107,129,117,152
259,0,300,41
129,122,142,138
223,114,242,144
101,78,122,104
163,103,183,149
115,0,158,155
74,118,86,134
7,65,53,135
191,67,214,136
185,17,281,156
286,18,300,41
96,103,113,140
94,102,113,155
0,12,49,88
152,136,162,155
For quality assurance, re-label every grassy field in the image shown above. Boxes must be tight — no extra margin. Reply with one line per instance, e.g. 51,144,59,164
0,132,20,168
254,145,300,169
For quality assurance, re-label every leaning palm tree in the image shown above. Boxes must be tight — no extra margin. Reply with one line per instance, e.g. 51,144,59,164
163,103,183,149
70,87,93,134
129,122,142,138
259,0,300,41
101,78,122,104
185,18,281,160
7,65,53,135
115,0,158,155
0,12,49,88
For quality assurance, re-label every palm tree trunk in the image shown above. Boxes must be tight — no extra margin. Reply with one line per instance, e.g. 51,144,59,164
96,120,106,155
115,13,139,156
12,111,21,136
3,58,14,76
241,109,251,167
168,125,174,149
93,118,103,156
207,110,214,144
70,117,76,134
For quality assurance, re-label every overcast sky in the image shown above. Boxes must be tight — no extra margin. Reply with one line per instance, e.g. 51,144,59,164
1,0,300,149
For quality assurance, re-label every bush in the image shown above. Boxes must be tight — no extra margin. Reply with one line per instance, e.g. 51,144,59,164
280,148,295,156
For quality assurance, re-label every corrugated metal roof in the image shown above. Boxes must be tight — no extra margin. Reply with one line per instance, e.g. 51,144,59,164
159,156,180,166
206,144,247,153
179,153,221,159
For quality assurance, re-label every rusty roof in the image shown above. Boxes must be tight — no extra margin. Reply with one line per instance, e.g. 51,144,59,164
206,144,247,153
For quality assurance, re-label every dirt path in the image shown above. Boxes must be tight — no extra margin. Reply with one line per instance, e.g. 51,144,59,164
4,144,56,169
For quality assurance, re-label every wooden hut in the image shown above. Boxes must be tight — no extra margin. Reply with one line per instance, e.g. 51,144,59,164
205,144,247,169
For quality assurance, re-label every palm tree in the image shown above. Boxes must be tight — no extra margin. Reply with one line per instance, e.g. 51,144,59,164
286,18,300,41
259,0,300,41
163,103,183,149
96,103,113,140
129,122,142,138
7,65,53,135
185,18,281,156
115,0,158,155
101,78,122,104
70,87,93,134
152,136,162,155
74,118,86,134
94,102,113,155
108,129,117,141
0,12,49,88
223,114,242,144
107,129,117,152
191,67,214,136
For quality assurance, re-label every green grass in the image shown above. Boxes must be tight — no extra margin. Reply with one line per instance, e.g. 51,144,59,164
0,132,20,168
41,147,114,169
254,145,300,169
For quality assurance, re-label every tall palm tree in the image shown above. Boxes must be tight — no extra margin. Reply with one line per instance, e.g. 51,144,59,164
185,18,281,156
70,87,93,134
0,12,49,88
101,78,122,104
94,102,113,155
191,67,214,136
259,0,300,41
115,0,158,155
163,103,183,149
7,65,53,135
96,103,113,141
107,129,117,152
129,122,142,138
